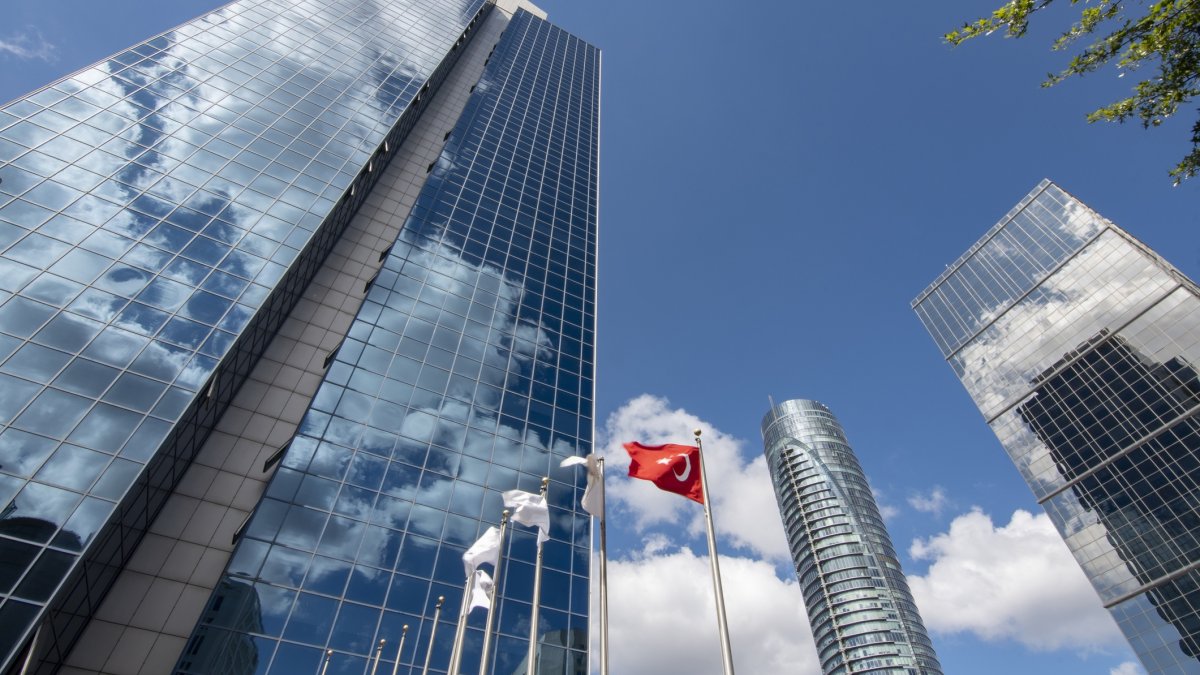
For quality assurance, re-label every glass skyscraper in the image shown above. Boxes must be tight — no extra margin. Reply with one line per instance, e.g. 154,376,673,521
761,399,942,675
913,180,1200,674
0,0,598,673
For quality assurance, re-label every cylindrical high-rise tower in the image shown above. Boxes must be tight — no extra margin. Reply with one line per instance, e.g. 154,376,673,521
762,399,942,675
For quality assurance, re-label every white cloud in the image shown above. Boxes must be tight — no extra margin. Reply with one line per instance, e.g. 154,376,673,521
0,28,55,62
595,396,820,673
872,486,900,521
599,394,790,562
907,486,949,516
606,542,819,675
1110,661,1145,675
908,508,1123,651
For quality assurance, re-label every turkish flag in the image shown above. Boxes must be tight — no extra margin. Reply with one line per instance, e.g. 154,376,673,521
623,442,704,504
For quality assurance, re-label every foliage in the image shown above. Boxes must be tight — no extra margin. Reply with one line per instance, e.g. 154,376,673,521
947,0,1200,184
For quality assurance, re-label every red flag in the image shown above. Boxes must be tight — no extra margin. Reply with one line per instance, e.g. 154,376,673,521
623,442,704,504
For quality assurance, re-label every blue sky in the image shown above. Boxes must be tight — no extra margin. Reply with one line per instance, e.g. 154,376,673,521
3,1,1197,673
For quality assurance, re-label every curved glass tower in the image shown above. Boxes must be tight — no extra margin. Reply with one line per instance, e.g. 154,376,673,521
761,399,941,675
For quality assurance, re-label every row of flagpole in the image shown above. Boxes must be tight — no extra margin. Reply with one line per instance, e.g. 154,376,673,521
325,428,734,675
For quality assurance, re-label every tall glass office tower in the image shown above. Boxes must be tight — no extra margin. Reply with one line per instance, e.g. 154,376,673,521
761,399,942,675
0,1,598,673
913,180,1200,675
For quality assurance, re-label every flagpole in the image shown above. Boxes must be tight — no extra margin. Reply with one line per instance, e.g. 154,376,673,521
369,639,386,675
390,625,409,675
320,649,332,675
447,572,473,675
695,429,736,675
596,457,609,675
478,511,509,675
420,596,445,675
526,477,549,675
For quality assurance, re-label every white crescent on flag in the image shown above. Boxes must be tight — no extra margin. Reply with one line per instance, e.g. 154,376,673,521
672,453,691,482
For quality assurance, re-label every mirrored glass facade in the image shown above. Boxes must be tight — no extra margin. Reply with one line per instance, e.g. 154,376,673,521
762,399,942,675
177,8,597,675
0,0,598,673
913,180,1200,674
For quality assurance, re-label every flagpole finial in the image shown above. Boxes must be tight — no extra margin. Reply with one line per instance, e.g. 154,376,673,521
693,428,702,438
402,624,409,632
501,509,510,521
436,596,445,608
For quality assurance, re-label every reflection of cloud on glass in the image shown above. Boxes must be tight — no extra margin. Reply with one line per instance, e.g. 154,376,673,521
56,496,113,551
0,429,57,478
0,482,82,543
374,230,572,458
957,236,1158,409
929,212,1180,586
400,410,437,444
33,444,108,491
916,185,1108,357
0,0,491,467
1042,490,1133,597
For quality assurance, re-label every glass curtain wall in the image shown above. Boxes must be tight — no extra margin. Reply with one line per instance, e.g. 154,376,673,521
0,0,490,669
914,180,1200,674
177,9,599,674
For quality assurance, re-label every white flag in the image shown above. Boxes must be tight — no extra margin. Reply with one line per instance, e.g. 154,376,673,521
502,489,550,544
463,526,501,578
560,454,603,517
468,569,494,612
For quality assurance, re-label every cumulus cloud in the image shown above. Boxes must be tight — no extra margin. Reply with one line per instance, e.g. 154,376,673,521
1110,661,1145,675
907,486,949,516
596,396,820,672
908,508,1123,651
600,394,790,562
607,542,819,675
0,28,55,62
871,486,900,521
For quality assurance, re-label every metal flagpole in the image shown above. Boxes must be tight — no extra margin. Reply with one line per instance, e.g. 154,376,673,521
596,458,609,675
525,477,549,675
319,649,332,675
695,429,736,675
478,512,509,675
390,625,409,675
369,639,386,675
447,566,474,674
420,596,445,675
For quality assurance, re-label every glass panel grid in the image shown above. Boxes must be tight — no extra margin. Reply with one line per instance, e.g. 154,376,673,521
0,0,490,669
913,183,1200,673
178,10,598,675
